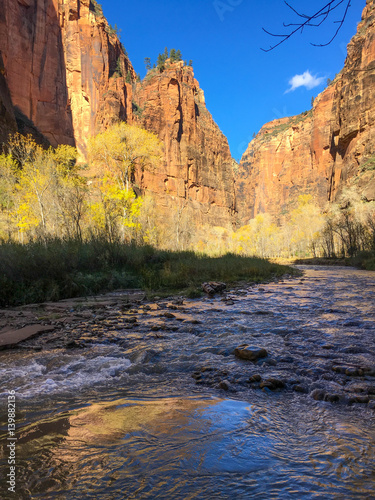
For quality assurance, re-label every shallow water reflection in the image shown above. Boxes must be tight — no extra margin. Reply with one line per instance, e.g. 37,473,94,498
1,395,375,499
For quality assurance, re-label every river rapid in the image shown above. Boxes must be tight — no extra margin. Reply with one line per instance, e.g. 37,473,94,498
0,266,374,499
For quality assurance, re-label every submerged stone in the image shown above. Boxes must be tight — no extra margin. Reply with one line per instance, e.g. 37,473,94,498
234,344,268,361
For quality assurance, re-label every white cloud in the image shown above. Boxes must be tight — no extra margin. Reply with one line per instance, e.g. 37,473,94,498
286,70,325,93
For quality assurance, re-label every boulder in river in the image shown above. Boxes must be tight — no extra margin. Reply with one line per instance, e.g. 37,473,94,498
234,344,268,361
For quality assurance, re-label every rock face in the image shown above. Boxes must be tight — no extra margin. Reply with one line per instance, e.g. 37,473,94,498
0,1,235,226
133,62,236,227
0,0,135,156
237,0,375,223
59,0,136,158
0,52,17,145
0,0,75,146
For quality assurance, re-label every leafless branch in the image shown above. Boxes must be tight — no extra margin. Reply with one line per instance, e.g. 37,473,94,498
261,0,352,52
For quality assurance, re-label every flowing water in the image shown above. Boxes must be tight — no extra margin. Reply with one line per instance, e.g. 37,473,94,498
0,266,375,499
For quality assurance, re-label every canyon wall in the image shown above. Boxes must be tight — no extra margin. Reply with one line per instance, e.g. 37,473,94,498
133,62,236,227
0,0,235,226
0,0,135,156
0,52,17,145
237,0,375,224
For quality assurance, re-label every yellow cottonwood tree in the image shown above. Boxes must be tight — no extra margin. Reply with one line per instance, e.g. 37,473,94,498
89,174,143,242
88,123,162,241
0,134,84,241
288,195,324,256
88,123,163,191
0,153,19,239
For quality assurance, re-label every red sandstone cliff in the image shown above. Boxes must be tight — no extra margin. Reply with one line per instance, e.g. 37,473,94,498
59,0,136,158
237,0,375,223
0,0,135,156
133,61,236,227
0,0,235,226
0,52,17,144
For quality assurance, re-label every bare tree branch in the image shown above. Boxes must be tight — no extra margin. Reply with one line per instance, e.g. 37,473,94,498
261,0,352,52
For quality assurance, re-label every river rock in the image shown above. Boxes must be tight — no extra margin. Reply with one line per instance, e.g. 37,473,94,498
162,312,176,319
293,384,308,393
234,344,268,361
219,380,231,391
201,282,227,295
260,378,285,391
324,393,341,403
311,389,326,401
349,395,370,404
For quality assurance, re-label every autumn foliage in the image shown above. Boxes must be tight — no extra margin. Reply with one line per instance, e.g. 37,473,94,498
0,127,374,269
0,124,163,243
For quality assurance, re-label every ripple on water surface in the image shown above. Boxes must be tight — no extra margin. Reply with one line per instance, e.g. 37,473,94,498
0,266,374,498
1,395,375,499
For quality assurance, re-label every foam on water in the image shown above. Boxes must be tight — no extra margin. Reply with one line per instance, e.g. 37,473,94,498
0,346,132,398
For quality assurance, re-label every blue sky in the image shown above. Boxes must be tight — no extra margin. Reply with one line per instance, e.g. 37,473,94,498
100,0,365,161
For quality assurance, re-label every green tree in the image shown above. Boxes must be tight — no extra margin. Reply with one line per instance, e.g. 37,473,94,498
157,54,166,72
144,57,151,71
91,0,103,17
121,44,128,57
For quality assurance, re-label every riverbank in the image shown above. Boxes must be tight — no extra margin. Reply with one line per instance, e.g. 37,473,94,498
0,239,296,307
2,265,373,408
293,252,375,270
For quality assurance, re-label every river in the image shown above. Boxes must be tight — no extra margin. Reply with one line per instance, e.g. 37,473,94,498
0,266,374,499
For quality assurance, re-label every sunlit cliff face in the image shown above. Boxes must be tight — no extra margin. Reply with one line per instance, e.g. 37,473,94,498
237,0,375,223
0,1,236,228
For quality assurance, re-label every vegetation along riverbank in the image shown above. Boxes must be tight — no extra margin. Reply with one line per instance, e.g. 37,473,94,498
0,238,297,307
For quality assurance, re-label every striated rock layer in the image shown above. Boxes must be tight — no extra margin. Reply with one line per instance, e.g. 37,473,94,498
133,62,236,227
237,0,375,223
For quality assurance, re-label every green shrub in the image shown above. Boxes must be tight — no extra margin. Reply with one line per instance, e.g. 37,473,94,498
90,0,103,17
